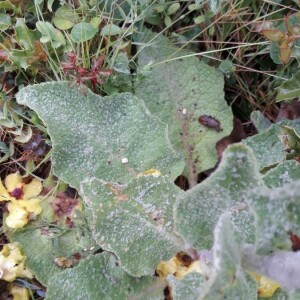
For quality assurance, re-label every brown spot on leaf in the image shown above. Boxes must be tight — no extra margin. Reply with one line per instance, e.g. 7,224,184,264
72,252,82,260
54,257,73,268
65,216,74,228
106,183,129,201
150,210,164,225
116,194,129,201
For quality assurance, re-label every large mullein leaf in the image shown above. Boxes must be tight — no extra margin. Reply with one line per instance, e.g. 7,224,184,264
200,213,257,300
248,180,300,254
175,144,263,250
16,82,184,190
135,30,233,186
46,252,166,300
80,175,184,276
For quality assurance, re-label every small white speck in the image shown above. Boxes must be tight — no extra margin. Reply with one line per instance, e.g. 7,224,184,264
122,158,128,164
182,108,187,115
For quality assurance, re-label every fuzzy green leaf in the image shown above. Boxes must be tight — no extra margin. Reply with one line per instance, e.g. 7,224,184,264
167,273,204,300
243,120,300,170
279,125,300,152
80,175,184,276
175,144,263,250
200,213,257,300
16,82,184,190
250,111,272,132
135,30,233,186
46,253,166,300
248,180,300,254
263,160,300,188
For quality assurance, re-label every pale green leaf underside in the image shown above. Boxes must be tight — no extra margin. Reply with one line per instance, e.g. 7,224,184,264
46,253,165,300
243,119,300,170
250,111,272,132
263,160,300,188
16,82,184,190
248,180,300,254
201,213,257,300
135,30,233,186
167,273,204,300
175,144,263,250
80,175,183,276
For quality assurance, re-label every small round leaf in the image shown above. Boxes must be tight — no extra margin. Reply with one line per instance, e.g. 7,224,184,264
71,22,97,43
53,6,79,30
100,24,122,36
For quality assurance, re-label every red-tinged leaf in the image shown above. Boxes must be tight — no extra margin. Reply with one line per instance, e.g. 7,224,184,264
33,41,47,61
92,54,104,70
261,30,284,42
279,39,289,48
285,14,293,35
279,46,292,64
